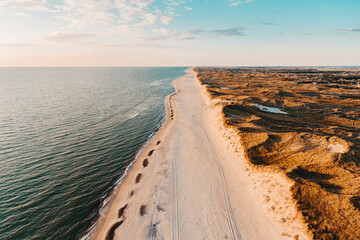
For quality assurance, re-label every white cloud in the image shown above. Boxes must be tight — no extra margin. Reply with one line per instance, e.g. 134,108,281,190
10,23,25,28
14,12,32,17
114,0,178,28
230,0,254,7
0,42,32,47
0,0,51,11
231,1,242,6
4,0,186,30
152,28,179,39
185,26,245,37
345,28,360,32
56,0,114,28
38,32,97,42
147,26,246,42
2,0,192,47
114,0,154,23
163,0,185,6
54,0,186,31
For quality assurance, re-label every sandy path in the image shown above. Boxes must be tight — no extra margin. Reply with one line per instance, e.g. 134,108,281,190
90,69,281,240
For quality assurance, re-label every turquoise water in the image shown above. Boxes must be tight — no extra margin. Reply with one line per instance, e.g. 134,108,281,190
0,67,187,240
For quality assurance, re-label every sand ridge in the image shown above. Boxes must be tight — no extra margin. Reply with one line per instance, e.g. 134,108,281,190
88,68,283,240
196,83,310,240
195,67,360,240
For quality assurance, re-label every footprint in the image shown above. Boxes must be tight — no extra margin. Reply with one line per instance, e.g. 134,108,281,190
139,205,146,216
143,159,149,168
148,150,154,156
149,222,160,238
129,190,134,197
105,220,124,240
156,205,165,212
118,204,128,218
135,173,142,183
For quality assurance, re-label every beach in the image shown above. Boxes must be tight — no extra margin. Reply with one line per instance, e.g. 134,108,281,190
0,67,189,240
88,68,296,240
2,1,359,240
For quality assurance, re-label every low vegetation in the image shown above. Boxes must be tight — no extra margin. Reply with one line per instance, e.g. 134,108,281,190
196,67,360,239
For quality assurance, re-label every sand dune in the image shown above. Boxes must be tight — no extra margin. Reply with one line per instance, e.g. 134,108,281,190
88,69,289,240
195,67,360,240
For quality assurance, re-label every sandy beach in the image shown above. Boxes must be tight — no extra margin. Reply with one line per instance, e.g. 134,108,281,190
87,68,295,240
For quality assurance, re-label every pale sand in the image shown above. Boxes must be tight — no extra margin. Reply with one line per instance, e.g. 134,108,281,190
198,83,311,240
89,68,299,240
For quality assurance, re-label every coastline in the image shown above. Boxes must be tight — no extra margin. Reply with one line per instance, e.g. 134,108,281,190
88,68,305,240
86,70,183,240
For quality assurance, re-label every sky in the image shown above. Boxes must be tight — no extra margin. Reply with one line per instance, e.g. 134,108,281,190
0,0,359,66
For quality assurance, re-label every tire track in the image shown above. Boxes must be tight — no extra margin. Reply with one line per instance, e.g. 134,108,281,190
198,107,242,240
172,133,181,240
148,87,181,240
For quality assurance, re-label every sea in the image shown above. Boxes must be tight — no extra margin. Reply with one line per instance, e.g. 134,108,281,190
0,67,187,240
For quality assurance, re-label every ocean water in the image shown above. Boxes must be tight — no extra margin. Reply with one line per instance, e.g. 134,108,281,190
0,67,187,240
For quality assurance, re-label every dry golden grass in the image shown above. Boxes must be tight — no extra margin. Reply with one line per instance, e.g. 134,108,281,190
196,67,360,239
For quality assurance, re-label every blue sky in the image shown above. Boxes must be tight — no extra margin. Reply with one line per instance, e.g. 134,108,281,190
0,0,359,66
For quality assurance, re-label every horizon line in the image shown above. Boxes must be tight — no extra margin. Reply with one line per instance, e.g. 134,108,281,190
0,65,359,68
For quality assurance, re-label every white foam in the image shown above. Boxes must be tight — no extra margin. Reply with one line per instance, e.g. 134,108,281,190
129,112,140,119
79,93,171,240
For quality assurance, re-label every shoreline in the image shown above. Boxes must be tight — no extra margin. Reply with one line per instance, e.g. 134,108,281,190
88,68,306,240
86,70,184,240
